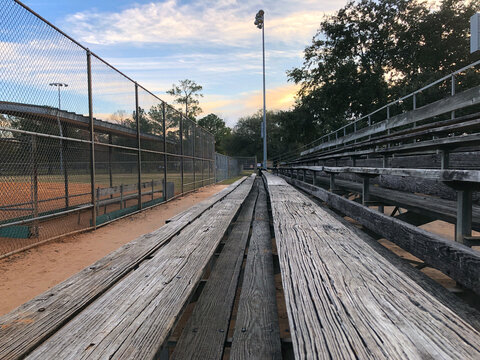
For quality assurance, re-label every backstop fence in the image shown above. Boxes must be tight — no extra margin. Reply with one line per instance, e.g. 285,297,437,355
215,154,257,182
0,0,241,257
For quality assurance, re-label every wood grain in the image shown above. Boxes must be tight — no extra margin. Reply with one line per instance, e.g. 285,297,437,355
25,175,255,359
0,177,248,360
264,172,480,359
171,181,258,360
230,179,282,360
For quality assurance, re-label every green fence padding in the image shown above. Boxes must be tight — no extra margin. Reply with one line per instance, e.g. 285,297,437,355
0,226,31,239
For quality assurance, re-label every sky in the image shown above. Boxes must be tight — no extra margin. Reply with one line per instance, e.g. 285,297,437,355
20,0,349,127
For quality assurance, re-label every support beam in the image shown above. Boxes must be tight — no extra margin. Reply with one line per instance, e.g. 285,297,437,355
456,190,473,244
441,150,450,169
362,177,370,206
329,173,336,192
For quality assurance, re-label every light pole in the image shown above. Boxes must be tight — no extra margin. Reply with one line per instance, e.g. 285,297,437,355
254,10,267,169
49,82,68,172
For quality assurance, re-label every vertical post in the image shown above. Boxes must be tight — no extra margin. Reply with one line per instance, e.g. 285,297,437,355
135,83,142,210
329,173,336,192
208,139,211,184
303,169,306,182
379,155,387,213
151,179,154,201
441,151,449,169
31,135,39,237
162,103,167,200
193,124,196,189
87,50,96,228
313,171,317,186
451,74,456,120
387,105,391,148
456,190,472,244
413,93,417,129
63,124,69,208
180,115,184,194
108,134,113,192
362,177,370,206
201,131,204,187
262,20,267,170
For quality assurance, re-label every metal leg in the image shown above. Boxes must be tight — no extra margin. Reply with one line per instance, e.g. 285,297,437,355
456,190,472,244
362,177,370,206
441,150,449,169
329,173,336,192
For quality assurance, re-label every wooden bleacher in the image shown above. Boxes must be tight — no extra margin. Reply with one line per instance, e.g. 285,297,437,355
263,172,480,359
1,172,479,359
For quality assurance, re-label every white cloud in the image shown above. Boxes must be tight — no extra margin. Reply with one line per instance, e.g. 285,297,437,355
58,0,348,124
64,0,339,47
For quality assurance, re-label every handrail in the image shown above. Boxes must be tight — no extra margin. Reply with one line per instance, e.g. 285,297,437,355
271,58,480,162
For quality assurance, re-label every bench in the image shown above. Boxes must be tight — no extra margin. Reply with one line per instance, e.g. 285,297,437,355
264,172,480,359
171,178,281,359
283,167,480,232
0,176,252,359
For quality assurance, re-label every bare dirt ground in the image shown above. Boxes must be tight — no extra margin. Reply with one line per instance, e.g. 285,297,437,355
0,184,227,316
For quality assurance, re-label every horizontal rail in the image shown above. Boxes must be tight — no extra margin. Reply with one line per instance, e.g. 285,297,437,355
296,59,480,158
301,84,480,156
284,165,480,184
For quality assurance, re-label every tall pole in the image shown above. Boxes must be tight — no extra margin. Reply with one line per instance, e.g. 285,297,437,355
255,10,267,169
262,21,267,170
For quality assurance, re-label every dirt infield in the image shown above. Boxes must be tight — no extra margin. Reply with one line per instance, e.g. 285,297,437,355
0,184,227,316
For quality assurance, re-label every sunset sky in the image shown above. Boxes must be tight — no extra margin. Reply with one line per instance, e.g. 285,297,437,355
22,0,349,126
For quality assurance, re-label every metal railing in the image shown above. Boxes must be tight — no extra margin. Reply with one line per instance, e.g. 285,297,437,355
271,58,480,163
0,0,234,257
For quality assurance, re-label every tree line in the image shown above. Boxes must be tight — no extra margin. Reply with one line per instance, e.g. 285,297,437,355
178,0,480,162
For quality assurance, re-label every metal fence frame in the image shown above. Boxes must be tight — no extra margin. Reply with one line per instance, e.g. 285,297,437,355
0,0,228,257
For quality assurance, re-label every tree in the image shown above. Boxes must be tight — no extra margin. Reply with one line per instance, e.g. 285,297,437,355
288,0,480,136
166,79,203,120
223,109,317,162
197,113,231,152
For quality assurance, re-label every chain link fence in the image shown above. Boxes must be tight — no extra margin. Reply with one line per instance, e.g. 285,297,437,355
215,154,256,182
0,0,223,257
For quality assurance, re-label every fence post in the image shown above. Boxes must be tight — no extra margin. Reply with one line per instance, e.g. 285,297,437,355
108,134,113,193
180,115,184,194
135,82,142,210
62,124,69,209
201,131,204,187
193,124,196,190
162,103,167,200
31,134,39,237
87,50,96,229
208,139,211,184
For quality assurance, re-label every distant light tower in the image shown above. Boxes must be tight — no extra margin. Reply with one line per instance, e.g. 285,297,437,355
49,82,68,172
254,10,267,170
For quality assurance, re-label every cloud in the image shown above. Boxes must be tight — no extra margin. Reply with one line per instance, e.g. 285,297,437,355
63,0,335,47
201,83,300,126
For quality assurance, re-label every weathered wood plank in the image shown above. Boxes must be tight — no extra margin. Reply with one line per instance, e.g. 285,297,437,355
166,177,246,223
287,165,480,184
276,173,480,295
0,176,248,360
289,172,480,231
264,172,480,359
26,176,255,360
171,182,259,360
230,179,282,360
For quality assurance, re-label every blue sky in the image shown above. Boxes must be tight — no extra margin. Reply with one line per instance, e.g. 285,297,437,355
21,0,349,126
